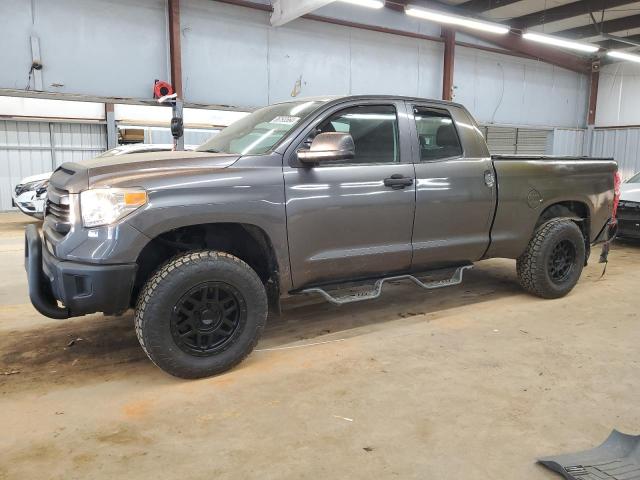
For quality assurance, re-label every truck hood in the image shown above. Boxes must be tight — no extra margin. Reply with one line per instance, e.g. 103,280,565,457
621,183,640,203
18,171,52,185
49,151,240,193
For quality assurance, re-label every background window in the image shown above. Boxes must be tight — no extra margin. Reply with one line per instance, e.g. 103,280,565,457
414,108,463,161
316,105,399,164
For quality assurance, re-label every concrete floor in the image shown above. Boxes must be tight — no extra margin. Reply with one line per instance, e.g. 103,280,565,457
1,212,639,479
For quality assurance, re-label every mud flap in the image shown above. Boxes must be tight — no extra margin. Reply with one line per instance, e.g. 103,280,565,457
539,430,640,480
598,220,617,275
599,241,610,264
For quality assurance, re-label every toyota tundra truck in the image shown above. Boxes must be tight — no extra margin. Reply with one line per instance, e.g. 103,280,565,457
25,95,619,378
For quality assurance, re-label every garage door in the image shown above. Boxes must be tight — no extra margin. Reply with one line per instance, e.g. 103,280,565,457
0,120,106,211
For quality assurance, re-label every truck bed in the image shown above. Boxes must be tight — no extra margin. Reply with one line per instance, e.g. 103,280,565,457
485,155,617,259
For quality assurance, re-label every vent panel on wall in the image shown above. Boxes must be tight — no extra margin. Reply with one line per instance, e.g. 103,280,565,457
515,128,550,155
485,126,517,155
481,126,551,155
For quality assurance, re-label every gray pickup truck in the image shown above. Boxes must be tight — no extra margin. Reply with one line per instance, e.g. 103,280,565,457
25,95,618,378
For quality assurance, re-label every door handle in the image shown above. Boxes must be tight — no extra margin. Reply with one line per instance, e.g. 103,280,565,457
384,174,413,189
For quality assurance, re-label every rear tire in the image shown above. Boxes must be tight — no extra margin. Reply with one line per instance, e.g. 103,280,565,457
516,219,585,299
134,250,267,379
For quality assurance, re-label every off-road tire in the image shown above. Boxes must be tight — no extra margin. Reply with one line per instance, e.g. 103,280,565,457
134,250,267,379
516,219,586,299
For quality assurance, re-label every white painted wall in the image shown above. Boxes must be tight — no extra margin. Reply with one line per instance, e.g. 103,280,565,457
595,61,640,127
1,0,590,128
455,46,588,128
180,0,443,107
0,0,169,98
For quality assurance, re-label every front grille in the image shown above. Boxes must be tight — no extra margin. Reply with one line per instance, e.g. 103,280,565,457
45,186,71,234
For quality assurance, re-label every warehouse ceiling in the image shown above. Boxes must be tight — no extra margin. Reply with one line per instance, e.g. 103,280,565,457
434,0,640,48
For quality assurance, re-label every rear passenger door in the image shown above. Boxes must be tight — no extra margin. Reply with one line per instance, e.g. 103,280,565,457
408,103,496,269
283,101,416,288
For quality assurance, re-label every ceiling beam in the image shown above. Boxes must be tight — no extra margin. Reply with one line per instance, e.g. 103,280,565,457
511,0,637,30
597,33,640,49
456,0,522,14
555,13,640,39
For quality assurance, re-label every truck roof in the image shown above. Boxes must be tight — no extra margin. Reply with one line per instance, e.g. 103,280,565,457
271,94,467,110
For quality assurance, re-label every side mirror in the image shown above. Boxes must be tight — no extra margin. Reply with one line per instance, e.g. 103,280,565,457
297,132,355,164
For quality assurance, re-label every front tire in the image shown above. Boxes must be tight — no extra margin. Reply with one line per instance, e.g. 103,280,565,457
134,251,267,379
516,219,586,299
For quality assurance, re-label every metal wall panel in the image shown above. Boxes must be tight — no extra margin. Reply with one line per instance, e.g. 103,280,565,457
51,123,106,167
591,128,640,180
0,121,53,212
0,120,106,211
552,128,586,156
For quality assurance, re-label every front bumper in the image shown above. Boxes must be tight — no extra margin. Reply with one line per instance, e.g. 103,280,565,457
24,224,137,319
13,192,45,218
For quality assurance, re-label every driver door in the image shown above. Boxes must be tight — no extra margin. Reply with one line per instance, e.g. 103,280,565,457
283,101,416,288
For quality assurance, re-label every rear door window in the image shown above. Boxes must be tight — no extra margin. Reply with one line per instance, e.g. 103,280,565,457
413,107,463,161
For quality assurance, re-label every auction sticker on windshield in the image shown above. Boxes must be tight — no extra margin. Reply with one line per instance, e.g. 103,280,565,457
271,116,300,124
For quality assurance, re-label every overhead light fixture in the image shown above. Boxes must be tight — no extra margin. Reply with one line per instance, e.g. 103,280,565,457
522,32,599,53
607,50,640,63
405,5,509,35
337,0,384,8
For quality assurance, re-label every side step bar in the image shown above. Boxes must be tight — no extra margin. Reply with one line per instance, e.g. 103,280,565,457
301,265,473,306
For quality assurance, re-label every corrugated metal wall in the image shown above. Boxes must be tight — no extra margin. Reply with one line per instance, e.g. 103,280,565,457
591,128,640,181
552,128,586,156
0,120,106,211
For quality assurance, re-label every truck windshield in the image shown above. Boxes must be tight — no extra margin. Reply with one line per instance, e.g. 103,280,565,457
197,100,327,155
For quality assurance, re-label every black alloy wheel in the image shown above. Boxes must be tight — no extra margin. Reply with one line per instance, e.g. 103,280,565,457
170,281,246,356
548,239,577,284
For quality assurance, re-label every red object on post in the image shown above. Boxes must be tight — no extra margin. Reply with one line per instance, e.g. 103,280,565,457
153,80,174,99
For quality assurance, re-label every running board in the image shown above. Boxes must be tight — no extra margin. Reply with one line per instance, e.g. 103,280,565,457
300,265,473,306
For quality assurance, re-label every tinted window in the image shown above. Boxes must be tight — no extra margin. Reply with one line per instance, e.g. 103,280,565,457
413,107,463,161
315,105,399,164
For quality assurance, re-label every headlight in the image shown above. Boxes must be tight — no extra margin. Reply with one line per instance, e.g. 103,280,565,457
35,180,49,196
16,179,48,196
80,188,148,227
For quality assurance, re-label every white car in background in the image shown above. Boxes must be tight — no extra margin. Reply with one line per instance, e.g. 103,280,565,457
12,144,195,219
617,172,640,239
